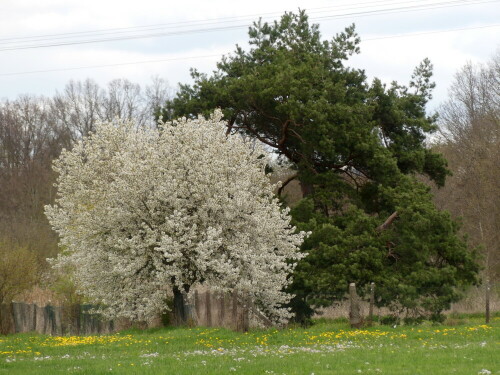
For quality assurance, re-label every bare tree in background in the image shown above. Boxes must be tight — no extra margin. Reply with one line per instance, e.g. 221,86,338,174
145,76,174,124
102,77,172,126
52,77,173,140
102,79,143,123
434,52,500,319
0,77,173,300
0,95,68,261
52,79,103,141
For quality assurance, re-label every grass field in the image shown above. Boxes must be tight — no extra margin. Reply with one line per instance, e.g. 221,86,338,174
1,316,498,374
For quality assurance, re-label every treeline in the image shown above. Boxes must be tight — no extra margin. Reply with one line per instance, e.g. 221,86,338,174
433,53,500,286
0,77,172,305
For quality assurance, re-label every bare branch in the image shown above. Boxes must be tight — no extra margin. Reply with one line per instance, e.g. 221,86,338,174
377,211,399,232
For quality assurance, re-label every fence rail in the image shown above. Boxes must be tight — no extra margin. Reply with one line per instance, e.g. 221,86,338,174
192,290,259,331
0,289,264,336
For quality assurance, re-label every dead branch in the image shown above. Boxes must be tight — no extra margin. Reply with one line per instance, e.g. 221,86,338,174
377,211,399,232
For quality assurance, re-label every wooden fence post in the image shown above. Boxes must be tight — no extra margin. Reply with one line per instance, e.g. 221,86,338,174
368,282,375,325
6,302,118,336
349,283,363,328
205,291,212,327
240,292,250,332
194,290,201,324
485,278,490,324
232,290,238,330
218,292,225,326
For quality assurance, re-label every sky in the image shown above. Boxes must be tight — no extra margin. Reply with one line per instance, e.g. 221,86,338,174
0,0,499,111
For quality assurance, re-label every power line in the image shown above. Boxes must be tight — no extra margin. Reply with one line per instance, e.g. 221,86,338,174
0,0,496,52
312,0,498,21
1,24,497,77
0,54,222,77
0,0,489,48
0,0,472,43
363,23,498,40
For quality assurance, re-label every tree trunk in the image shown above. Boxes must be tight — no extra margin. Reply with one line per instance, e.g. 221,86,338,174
299,180,314,198
173,285,192,326
0,303,15,335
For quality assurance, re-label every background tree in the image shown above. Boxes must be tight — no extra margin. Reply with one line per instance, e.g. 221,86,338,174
0,239,39,334
0,77,173,305
0,240,39,305
52,76,172,140
45,110,306,324
0,95,69,263
432,53,500,309
164,10,479,322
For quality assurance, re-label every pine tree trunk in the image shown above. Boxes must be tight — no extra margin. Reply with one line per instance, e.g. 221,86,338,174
299,180,314,197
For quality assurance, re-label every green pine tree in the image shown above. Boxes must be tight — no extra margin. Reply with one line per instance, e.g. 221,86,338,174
164,10,479,323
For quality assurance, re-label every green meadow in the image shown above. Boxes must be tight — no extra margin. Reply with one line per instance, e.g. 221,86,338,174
1,316,498,374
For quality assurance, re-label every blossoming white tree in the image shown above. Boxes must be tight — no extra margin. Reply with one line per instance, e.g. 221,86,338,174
46,110,306,324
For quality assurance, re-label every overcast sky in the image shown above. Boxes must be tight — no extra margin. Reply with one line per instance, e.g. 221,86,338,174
1,0,499,111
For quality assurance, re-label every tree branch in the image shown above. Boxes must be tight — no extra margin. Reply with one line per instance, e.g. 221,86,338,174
277,173,298,197
377,211,399,232
289,128,305,144
225,116,236,136
340,168,360,191
278,120,291,147
238,124,279,149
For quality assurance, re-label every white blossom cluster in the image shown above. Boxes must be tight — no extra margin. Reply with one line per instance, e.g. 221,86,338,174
46,110,306,323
